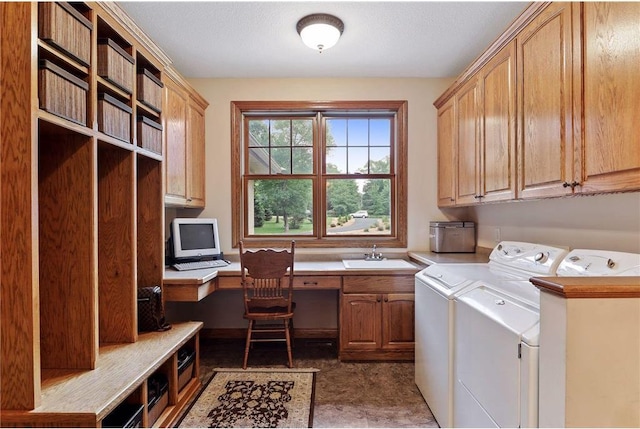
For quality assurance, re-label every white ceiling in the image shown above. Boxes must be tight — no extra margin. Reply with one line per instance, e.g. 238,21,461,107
119,1,528,79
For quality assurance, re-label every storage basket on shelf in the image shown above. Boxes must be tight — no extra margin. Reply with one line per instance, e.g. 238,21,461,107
177,347,195,392
38,59,89,126
136,116,163,154
38,2,92,67
101,402,143,428
137,68,163,113
98,93,132,142
98,38,135,94
147,373,169,426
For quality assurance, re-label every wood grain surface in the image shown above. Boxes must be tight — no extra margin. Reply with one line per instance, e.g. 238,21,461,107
38,128,97,370
98,144,136,344
0,322,202,427
0,2,41,411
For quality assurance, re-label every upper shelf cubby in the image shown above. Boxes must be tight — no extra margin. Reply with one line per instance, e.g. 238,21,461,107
136,53,163,117
97,17,135,97
38,2,92,67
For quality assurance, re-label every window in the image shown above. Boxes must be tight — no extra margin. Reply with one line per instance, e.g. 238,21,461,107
231,101,407,248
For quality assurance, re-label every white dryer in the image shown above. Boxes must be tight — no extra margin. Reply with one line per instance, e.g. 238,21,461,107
453,247,640,428
415,241,567,428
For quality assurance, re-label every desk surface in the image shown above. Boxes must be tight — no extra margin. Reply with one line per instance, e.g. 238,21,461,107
164,259,426,283
163,259,426,301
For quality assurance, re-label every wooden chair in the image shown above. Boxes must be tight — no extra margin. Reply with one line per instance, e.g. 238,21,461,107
239,240,295,369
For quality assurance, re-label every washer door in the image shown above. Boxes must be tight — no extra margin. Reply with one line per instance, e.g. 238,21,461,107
454,285,539,428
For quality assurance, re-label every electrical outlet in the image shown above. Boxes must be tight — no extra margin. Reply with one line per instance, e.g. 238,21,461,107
494,228,501,243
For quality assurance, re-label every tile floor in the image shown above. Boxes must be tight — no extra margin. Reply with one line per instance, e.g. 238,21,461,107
193,338,439,428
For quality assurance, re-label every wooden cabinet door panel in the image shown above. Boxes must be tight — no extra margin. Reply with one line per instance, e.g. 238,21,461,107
456,78,481,205
579,2,640,193
340,294,381,350
517,2,574,199
186,98,206,207
164,77,188,204
437,98,456,207
382,293,415,349
481,40,517,202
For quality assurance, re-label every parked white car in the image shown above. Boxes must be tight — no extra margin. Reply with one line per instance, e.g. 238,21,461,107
349,210,369,218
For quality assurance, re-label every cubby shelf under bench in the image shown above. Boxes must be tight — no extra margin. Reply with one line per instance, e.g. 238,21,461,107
0,322,202,428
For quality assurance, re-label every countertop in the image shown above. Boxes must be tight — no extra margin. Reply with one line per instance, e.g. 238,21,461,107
164,250,493,285
164,260,424,284
407,248,491,265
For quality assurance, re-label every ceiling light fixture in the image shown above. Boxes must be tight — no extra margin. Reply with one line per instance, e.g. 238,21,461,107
296,13,344,53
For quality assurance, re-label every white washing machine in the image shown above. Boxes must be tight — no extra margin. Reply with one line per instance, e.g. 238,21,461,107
415,242,568,428
453,247,640,428
415,263,495,428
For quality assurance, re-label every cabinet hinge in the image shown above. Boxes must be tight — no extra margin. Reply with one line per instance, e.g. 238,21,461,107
518,343,522,359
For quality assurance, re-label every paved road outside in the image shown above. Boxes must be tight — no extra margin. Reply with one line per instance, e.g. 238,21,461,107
330,217,381,233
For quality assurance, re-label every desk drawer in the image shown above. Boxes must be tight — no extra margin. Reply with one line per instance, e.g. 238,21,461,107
343,275,414,293
294,276,341,289
217,275,341,290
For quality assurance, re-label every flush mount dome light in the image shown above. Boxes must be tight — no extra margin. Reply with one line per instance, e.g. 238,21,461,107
296,13,344,53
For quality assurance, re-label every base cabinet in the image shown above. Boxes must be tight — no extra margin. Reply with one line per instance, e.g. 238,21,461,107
339,276,415,361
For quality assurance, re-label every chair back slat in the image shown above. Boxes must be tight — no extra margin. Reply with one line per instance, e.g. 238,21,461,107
240,241,295,314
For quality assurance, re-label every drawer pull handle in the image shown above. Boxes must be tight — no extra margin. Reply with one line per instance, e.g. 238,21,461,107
303,281,318,285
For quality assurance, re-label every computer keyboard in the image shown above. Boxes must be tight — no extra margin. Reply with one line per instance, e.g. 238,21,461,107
172,259,230,271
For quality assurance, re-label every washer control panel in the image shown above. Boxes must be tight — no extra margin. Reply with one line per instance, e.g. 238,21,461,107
557,249,640,276
489,241,569,276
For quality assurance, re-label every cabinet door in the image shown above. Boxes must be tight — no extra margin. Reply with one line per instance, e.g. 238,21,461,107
517,2,575,199
437,97,456,207
578,2,640,193
186,98,206,207
164,77,188,205
381,293,415,350
480,40,517,202
455,77,481,205
340,293,381,351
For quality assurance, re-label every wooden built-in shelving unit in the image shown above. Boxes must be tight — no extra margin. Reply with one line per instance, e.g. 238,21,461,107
0,1,205,426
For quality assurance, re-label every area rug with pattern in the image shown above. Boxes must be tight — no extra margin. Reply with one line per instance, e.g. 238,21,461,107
178,368,318,428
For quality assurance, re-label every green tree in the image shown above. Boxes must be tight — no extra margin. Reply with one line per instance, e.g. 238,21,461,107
249,119,314,232
253,194,266,227
327,179,361,216
360,156,391,215
362,179,390,215
257,179,311,232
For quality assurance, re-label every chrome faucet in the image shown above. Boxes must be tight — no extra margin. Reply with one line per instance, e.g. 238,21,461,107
364,244,384,261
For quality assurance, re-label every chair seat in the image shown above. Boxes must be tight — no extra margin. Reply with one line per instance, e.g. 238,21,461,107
245,302,296,319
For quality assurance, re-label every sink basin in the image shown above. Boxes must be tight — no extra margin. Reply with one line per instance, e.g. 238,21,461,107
342,259,416,269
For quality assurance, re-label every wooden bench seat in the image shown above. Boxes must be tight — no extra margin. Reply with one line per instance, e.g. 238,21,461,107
1,321,202,428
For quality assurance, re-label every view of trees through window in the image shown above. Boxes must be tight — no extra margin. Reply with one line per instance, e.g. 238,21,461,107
232,100,406,248
245,115,393,237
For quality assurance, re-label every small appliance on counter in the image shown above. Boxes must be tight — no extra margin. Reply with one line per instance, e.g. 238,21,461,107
429,221,476,253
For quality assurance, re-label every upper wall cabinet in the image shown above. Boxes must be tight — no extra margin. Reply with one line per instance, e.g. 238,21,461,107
577,2,640,194
479,40,517,203
437,97,456,207
454,77,481,206
435,41,516,206
163,68,208,208
435,2,640,207
517,2,575,199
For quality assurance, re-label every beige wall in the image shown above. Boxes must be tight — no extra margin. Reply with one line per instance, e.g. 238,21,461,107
168,77,640,329
180,77,640,256
178,77,454,255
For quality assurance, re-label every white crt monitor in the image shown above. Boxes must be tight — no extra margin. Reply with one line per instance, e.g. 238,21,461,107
170,218,222,261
